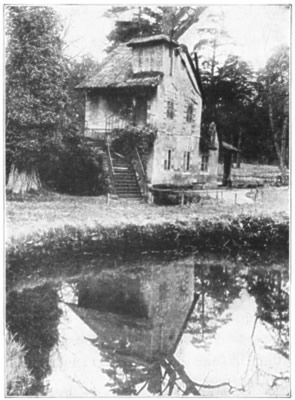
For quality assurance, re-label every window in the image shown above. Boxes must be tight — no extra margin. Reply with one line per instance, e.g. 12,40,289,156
183,151,191,171
137,47,162,71
150,48,155,70
138,48,143,69
201,155,209,172
164,150,172,170
167,100,174,119
186,103,194,123
155,47,163,69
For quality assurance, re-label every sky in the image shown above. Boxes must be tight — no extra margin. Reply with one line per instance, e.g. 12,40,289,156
55,4,291,71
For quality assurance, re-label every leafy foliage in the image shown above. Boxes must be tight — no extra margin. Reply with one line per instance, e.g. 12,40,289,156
212,55,255,152
38,129,107,195
6,6,69,172
5,7,104,194
7,214,289,282
6,331,33,396
105,6,206,52
256,46,289,171
6,284,62,395
111,126,157,171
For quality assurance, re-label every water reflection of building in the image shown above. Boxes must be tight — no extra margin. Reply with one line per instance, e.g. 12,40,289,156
66,259,195,364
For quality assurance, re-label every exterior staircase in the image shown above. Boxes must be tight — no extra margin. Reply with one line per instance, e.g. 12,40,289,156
111,152,142,200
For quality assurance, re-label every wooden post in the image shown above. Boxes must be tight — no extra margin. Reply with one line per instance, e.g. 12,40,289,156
235,192,237,204
107,193,110,205
181,191,184,206
221,191,223,201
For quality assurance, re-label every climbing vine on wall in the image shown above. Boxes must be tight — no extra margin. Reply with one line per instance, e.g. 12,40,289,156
111,126,157,171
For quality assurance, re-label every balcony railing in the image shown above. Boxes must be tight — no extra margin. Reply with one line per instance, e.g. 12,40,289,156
84,113,133,141
84,112,156,141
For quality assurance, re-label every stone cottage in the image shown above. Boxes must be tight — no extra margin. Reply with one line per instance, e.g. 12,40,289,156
77,34,219,199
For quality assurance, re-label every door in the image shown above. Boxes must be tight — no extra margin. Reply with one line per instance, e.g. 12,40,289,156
134,96,147,127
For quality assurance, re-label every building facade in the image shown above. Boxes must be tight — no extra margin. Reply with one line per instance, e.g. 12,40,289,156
78,35,219,193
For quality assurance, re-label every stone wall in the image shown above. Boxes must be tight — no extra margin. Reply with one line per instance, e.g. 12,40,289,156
147,47,204,186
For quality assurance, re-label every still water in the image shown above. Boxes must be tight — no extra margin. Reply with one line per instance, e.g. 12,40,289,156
6,253,289,396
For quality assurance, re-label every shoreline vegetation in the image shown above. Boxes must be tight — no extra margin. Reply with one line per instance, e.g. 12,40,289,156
6,187,289,281
6,331,33,396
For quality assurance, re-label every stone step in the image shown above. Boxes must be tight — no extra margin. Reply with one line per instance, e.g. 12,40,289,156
111,153,141,199
117,194,142,199
116,191,141,196
116,185,139,191
115,179,138,186
113,170,134,175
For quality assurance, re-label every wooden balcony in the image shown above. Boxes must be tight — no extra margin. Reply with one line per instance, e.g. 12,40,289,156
84,114,133,141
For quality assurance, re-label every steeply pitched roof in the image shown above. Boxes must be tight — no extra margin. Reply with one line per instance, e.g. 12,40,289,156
77,44,163,89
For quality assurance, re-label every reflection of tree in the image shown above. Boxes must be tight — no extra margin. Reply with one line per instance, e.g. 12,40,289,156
244,269,289,391
86,293,244,396
246,269,289,357
6,284,62,395
187,264,242,348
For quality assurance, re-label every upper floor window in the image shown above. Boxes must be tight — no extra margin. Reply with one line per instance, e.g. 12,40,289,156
138,48,143,69
186,103,194,123
155,47,163,69
135,46,163,72
167,100,174,119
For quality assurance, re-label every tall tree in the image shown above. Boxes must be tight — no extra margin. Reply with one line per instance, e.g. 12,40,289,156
104,6,206,52
257,46,289,181
214,55,255,165
193,10,234,123
6,6,69,194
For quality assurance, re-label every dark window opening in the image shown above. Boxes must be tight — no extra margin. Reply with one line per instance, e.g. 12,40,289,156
138,48,143,69
184,151,191,171
167,100,174,119
201,155,209,172
164,150,172,170
186,103,194,123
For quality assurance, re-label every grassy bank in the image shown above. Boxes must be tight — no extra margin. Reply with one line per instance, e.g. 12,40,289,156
6,331,32,396
7,213,289,282
6,187,289,242
6,187,289,281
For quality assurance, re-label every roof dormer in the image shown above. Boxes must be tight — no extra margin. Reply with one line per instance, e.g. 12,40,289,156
127,34,178,74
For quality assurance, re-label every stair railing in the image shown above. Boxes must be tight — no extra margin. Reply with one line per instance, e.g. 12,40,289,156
131,147,148,197
105,113,132,132
105,144,117,196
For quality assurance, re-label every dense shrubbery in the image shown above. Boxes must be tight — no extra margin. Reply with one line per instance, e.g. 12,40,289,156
7,284,62,395
111,126,156,171
7,214,289,282
39,130,107,195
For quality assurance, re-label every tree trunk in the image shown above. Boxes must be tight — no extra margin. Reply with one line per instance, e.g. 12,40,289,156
236,127,243,168
280,114,288,183
268,102,288,184
7,164,42,194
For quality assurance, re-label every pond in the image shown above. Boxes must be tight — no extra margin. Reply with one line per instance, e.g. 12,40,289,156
6,252,289,397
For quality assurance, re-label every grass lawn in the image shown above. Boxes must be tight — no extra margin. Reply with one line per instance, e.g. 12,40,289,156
6,186,289,244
